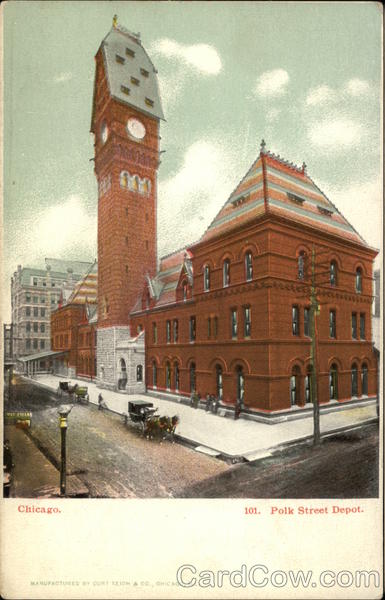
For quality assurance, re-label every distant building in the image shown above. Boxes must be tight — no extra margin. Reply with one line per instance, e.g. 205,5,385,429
11,258,94,368
51,261,98,378
3,324,14,362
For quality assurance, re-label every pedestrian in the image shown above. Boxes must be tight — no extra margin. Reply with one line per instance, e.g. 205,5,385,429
98,393,104,411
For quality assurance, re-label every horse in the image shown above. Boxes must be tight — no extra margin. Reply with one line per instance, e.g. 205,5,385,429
144,415,180,442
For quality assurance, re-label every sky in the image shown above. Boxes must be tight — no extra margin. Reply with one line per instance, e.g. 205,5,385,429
2,1,383,321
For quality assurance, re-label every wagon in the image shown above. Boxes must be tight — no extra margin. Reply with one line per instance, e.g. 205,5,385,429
124,400,158,433
56,381,71,397
74,386,90,404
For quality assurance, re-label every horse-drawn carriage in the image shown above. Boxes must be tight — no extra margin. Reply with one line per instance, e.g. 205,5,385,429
56,381,89,404
125,400,179,441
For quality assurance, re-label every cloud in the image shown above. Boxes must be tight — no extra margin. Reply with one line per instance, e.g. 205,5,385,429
266,107,281,123
150,38,222,75
254,69,289,97
158,139,238,256
308,118,363,149
305,85,335,106
345,78,371,97
54,72,73,83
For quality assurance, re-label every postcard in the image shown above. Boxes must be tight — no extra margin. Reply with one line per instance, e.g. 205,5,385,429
1,1,383,599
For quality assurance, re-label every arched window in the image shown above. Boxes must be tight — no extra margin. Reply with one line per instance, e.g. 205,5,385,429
152,361,157,388
298,251,306,280
305,367,312,404
236,365,244,407
132,175,139,191
223,259,230,287
245,252,253,281
174,362,180,392
120,171,130,188
330,261,337,286
351,363,358,397
361,363,368,396
140,178,151,194
290,366,300,406
203,265,210,291
329,364,338,400
166,362,171,390
136,364,143,382
216,365,223,400
355,268,362,293
119,358,127,390
189,362,196,393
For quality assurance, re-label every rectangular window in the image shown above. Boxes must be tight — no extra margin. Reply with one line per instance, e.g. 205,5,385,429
41,296,46,303
26,339,31,349
131,76,139,86
40,339,45,349
244,307,251,337
33,339,38,349
33,322,38,332
121,85,130,95
207,317,211,339
26,294,31,302
33,278,37,286
152,323,157,344
126,47,135,57
33,296,38,303
304,308,310,337
213,316,218,338
145,97,154,107
204,265,210,291
173,319,178,343
33,307,38,317
329,310,336,338
352,313,357,339
26,307,31,316
26,322,31,332
166,320,171,343
141,68,149,77
189,316,196,342
41,308,45,317
231,309,238,338
116,54,125,64
292,306,299,336
360,313,365,339
40,323,45,333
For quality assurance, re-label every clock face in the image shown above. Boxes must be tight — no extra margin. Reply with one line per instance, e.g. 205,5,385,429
127,118,146,140
101,122,108,144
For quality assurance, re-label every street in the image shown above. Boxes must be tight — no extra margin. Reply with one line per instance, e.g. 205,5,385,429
4,376,379,498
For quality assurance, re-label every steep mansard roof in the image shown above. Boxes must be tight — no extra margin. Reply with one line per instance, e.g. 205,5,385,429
96,22,164,122
200,143,367,246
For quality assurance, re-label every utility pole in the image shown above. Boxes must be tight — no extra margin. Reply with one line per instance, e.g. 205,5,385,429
310,247,321,445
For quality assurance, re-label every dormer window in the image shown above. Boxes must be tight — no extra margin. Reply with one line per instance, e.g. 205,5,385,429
140,68,149,77
317,206,333,217
145,97,154,107
231,194,248,208
287,192,305,205
131,76,140,86
121,85,130,95
116,54,125,64
126,48,135,58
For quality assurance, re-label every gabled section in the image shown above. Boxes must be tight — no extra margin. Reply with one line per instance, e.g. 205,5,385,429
199,140,368,247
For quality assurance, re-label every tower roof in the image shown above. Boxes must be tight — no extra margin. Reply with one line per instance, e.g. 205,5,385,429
199,142,368,247
98,19,164,121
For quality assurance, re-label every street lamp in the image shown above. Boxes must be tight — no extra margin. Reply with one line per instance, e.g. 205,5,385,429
58,405,72,496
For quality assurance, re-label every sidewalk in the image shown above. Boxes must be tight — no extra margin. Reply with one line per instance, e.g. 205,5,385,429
28,374,378,460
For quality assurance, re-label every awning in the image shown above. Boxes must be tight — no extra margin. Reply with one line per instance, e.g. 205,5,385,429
17,350,68,362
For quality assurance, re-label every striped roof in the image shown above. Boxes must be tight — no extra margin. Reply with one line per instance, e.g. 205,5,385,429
200,144,367,246
66,261,98,306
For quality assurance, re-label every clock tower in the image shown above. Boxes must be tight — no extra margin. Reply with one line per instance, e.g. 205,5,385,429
91,17,164,390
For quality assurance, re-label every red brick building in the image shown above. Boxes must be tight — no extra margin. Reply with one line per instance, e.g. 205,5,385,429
51,18,378,418
51,262,97,379
130,145,378,415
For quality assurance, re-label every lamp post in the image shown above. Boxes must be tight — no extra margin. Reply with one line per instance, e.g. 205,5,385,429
58,405,72,496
